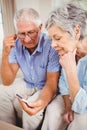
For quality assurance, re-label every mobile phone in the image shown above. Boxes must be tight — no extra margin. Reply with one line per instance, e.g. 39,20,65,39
16,94,30,107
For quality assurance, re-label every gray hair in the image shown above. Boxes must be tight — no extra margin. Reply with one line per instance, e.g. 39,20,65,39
45,3,87,39
14,8,42,32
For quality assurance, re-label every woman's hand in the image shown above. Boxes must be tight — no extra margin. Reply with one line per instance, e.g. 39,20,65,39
59,49,76,71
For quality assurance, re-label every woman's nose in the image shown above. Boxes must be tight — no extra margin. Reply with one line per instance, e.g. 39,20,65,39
51,41,58,48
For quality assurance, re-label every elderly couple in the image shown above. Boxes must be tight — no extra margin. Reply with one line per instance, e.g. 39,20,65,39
0,3,87,130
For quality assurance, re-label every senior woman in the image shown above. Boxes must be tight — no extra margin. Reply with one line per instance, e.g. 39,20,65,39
41,3,87,130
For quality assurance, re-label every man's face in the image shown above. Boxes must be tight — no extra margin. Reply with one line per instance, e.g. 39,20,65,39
48,23,77,56
17,21,41,51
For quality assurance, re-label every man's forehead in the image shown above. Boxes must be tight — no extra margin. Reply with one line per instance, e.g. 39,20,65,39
17,21,37,32
17,21,36,26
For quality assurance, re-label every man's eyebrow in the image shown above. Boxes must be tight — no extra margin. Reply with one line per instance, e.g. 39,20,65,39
18,30,37,33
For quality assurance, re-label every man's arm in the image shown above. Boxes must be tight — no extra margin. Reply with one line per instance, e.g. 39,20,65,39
1,35,19,86
39,71,59,106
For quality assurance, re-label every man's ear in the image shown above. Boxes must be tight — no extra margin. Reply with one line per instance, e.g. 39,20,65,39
74,25,81,40
39,24,43,30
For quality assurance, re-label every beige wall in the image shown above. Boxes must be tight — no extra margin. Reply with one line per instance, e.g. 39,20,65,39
15,0,65,23
15,0,87,24
15,0,51,24
15,0,87,29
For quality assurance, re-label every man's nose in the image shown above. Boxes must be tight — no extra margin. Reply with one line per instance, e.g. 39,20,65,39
24,35,31,42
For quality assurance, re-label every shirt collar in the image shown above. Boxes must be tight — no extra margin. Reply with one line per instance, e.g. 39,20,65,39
35,32,45,53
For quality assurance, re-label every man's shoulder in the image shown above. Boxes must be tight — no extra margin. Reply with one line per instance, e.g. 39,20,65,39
41,33,57,52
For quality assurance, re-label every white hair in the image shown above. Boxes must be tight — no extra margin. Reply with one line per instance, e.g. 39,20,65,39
45,3,87,39
14,8,42,31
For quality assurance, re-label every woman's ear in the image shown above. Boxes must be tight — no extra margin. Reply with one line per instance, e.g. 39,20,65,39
74,25,81,40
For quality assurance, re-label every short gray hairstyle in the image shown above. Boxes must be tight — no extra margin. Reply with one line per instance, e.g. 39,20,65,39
45,3,87,39
14,8,42,31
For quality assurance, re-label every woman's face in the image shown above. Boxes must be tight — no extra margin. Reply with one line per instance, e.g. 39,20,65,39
48,23,77,56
